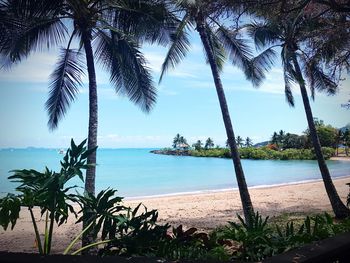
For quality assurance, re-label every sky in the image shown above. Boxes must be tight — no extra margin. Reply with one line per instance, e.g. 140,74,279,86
0,32,349,148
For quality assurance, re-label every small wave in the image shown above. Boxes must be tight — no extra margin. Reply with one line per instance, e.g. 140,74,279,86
124,175,350,200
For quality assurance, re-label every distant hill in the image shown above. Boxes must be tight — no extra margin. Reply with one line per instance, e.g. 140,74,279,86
253,141,269,148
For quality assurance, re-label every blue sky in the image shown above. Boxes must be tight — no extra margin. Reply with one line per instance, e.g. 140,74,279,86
0,32,349,148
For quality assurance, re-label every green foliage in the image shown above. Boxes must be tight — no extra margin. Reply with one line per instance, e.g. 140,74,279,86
173,134,188,149
190,148,230,158
204,137,214,150
74,190,224,260
236,136,244,148
190,146,334,160
245,137,253,147
74,189,126,240
0,194,21,230
219,212,350,262
271,121,340,150
99,203,170,257
304,120,338,148
223,212,274,261
0,139,96,254
192,140,203,151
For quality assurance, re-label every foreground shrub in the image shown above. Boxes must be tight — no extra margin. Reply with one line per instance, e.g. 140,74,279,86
219,212,350,262
0,139,95,255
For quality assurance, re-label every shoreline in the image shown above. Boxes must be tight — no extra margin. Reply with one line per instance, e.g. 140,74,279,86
151,148,349,161
330,156,350,162
125,174,350,200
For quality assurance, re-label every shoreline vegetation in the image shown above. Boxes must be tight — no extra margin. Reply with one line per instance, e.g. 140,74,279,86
153,123,350,160
151,146,337,160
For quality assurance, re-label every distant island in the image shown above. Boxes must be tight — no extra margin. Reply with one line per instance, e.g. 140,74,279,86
151,121,350,160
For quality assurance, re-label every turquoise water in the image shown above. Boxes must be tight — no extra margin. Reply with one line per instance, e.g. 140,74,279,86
0,148,349,198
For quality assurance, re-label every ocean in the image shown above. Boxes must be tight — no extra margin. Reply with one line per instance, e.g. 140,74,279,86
0,148,349,198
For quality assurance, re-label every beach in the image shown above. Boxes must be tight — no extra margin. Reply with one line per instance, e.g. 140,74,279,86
0,176,349,254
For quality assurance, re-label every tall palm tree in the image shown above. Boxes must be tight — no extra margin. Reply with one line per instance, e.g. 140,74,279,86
192,140,203,150
204,137,214,149
0,0,175,196
271,132,279,146
245,137,253,148
236,136,244,148
247,11,350,218
159,0,274,222
173,133,182,148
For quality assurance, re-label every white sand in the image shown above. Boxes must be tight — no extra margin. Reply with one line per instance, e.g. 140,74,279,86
0,176,349,254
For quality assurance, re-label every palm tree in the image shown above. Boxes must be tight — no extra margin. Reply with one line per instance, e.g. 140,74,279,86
173,133,182,148
335,130,343,156
278,130,285,148
204,137,214,149
192,140,203,150
179,135,189,149
236,136,244,148
0,0,175,196
271,132,279,146
0,0,177,249
159,0,273,222
245,137,253,148
247,11,350,218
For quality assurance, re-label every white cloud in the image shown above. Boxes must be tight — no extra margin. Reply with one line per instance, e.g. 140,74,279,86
98,134,172,147
0,53,57,83
158,85,178,96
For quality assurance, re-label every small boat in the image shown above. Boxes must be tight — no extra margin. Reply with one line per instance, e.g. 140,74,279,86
58,149,65,154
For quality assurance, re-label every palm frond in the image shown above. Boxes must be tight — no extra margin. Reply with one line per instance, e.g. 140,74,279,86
249,47,277,87
217,25,274,87
281,45,298,80
246,22,278,51
0,0,66,69
159,12,191,83
176,0,196,8
46,48,85,130
95,29,156,113
203,23,226,73
284,71,295,107
216,25,252,71
280,45,297,107
109,0,178,46
305,59,337,99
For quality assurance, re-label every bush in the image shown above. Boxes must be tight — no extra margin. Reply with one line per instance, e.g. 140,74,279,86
219,212,350,262
189,148,230,158
0,139,96,255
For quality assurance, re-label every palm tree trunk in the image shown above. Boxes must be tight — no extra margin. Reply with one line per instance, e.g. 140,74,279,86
196,18,254,224
82,31,98,252
292,55,350,218
82,32,98,196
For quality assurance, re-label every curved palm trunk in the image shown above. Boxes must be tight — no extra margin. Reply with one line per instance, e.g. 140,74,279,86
82,31,98,252
196,18,254,223
292,55,350,218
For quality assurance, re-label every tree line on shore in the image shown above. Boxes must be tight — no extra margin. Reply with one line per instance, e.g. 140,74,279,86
172,133,254,151
168,120,350,158
1,0,350,258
